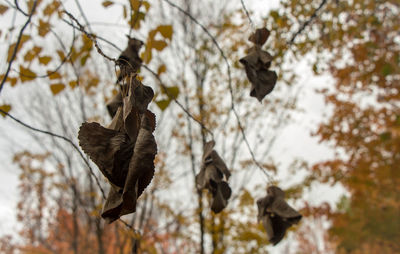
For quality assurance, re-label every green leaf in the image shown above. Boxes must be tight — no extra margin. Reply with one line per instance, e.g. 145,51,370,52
382,64,392,76
155,99,171,111
0,104,11,117
164,86,179,99
380,132,391,141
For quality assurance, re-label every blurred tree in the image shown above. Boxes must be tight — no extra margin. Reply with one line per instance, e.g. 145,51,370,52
269,0,400,253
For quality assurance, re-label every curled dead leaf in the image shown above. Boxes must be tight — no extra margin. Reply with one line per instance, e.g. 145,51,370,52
78,76,157,223
196,141,231,213
256,186,302,245
240,46,277,102
117,37,143,82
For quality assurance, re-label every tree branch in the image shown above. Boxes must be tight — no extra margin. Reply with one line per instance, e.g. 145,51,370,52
0,109,107,199
0,0,38,95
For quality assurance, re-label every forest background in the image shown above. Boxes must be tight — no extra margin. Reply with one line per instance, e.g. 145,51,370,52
0,0,398,253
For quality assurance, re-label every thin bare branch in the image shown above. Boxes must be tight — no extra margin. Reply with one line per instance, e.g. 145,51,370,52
287,0,328,46
0,0,37,95
163,0,274,182
63,10,117,63
0,109,107,200
142,64,215,140
240,0,255,30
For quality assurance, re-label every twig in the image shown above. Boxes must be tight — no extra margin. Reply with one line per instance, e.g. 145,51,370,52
287,0,328,46
142,65,215,140
0,0,37,95
0,109,107,199
163,0,274,182
14,0,28,16
63,10,117,63
240,0,255,30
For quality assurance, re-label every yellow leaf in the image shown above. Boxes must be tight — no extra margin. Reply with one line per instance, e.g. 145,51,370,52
102,1,114,8
32,46,42,55
39,56,52,65
50,83,65,95
46,71,61,80
142,1,151,11
157,64,166,75
19,66,36,82
38,19,50,37
129,0,140,10
152,40,167,51
7,35,31,62
43,1,60,16
157,25,173,40
24,51,36,62
57,50,65,60
0,104,11,117
141,47,152,64
0,75,18,87
69,80,77,88
0,4,9,14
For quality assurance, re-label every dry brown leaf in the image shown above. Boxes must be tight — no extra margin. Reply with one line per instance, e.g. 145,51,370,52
101,113,157,223
196,141,231,213
249,28,270,46
240,46,277,102
79,76,157,223
117,37,143,82
256,186,302,245
78,122,129,187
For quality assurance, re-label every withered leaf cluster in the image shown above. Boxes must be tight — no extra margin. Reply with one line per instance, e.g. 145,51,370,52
257,186,302,245
116,37,144,83
240,28,277,102
78,77,157,223
196,141,231,213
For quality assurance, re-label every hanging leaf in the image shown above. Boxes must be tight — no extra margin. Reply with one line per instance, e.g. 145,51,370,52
157,25,173,40
257,186,302,245
195,141,231,213
152,40,167,51
240,46,277,102
50,83,65,95
102,1,114,7
117,37,143,82
39,56,52,65
0,104,11,117
19,66,37,82
249,28,270,46
79,77,157,223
